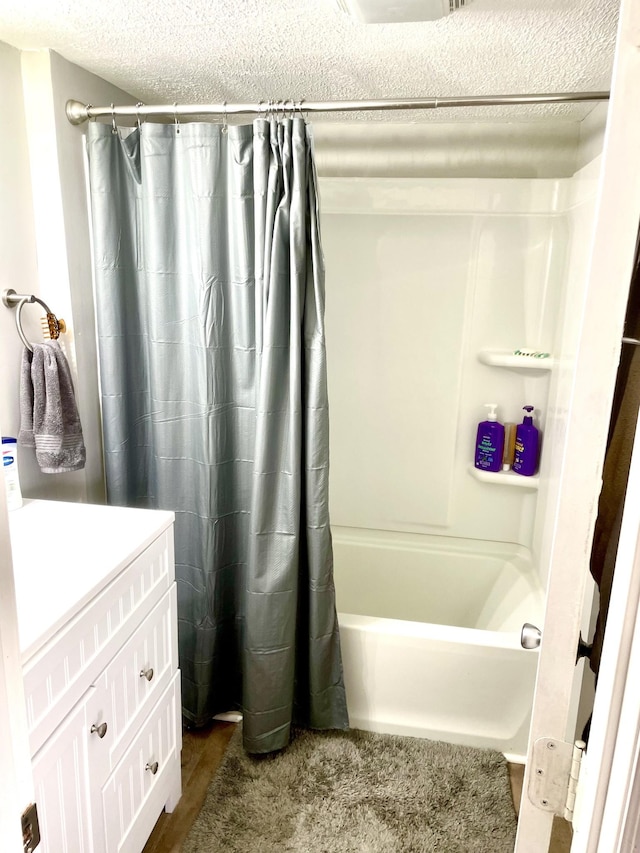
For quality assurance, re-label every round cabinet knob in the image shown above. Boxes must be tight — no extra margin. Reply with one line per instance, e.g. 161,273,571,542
145,761,159,775
521,623,543,650
140,667,154,682
90,722,108,739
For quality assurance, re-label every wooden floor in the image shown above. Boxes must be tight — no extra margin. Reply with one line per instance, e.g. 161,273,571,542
143,722,572,852
142,721,236,853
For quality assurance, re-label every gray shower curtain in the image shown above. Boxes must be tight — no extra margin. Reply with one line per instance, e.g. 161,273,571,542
86,118,348,753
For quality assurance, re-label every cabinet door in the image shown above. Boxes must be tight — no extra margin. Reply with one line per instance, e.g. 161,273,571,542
31,688,96,853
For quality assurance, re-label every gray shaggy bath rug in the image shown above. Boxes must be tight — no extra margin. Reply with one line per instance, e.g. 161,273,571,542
182,726,517,853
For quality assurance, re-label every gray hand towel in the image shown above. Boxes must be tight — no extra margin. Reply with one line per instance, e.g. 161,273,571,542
18,342,86,474
18,346,35,448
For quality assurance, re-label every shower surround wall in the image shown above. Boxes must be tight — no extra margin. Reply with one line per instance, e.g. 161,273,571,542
319,148,602,751
321,174,567,554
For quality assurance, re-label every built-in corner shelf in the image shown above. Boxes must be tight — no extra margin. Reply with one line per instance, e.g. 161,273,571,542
468,464,540,490
478,350,554,371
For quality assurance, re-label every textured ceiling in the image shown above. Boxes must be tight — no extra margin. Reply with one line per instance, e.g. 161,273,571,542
0,0,620,122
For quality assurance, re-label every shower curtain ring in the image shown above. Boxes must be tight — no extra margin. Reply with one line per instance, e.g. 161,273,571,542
135,101,144,131
222,101,228,134
110,103,118,134
174,103,180,134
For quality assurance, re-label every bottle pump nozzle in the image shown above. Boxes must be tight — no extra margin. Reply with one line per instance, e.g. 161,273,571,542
523,405,534,425
485,403,498,422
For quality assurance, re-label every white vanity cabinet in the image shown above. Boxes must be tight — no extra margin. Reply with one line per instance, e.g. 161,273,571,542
9,500,182,853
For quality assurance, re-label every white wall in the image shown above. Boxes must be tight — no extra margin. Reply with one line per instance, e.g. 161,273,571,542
531,108,608,740
532,157,603,586
0,40,38,852
18,49,135,503
576,103,608,172
313,121,582,178
0,42,41,497
0,46,134,504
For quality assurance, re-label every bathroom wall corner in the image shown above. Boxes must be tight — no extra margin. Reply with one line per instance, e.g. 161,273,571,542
19,49,136,504
0,41,44,500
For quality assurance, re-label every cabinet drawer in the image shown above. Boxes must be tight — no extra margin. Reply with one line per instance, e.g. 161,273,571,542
24,528,174,756
102,671,181,853
91,586,178,777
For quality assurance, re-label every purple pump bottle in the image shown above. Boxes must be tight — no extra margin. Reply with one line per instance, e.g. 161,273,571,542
512,405,540,476
474,404,505,472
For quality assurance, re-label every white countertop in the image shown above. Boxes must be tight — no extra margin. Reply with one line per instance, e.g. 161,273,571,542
9,500,174,662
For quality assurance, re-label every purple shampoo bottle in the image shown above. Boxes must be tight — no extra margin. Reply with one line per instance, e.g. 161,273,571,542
512,405,540,476
474,404,505,472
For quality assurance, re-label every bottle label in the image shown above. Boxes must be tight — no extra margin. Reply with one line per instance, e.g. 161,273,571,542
476,435,497,467
3,454,14,467
513,437,533,474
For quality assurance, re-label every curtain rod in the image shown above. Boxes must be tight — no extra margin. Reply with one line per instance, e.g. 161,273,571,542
65,91,610,125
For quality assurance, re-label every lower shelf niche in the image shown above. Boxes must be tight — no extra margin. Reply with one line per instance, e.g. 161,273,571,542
468,464,540,490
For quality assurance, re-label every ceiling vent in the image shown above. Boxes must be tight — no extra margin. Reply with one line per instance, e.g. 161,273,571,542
333,0,466,23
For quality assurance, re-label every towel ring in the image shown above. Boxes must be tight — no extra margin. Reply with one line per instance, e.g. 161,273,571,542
2,288,66,353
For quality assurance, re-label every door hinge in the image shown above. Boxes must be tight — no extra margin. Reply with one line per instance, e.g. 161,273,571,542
527,737,586,822
21,802,40,853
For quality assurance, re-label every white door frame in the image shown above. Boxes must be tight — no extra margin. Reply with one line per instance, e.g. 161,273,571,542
572,413,640,850
568,1,640,846
558,13,640,848
516,0,640,849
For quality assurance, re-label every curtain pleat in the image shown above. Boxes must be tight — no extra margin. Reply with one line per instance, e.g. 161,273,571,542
87,118,348,753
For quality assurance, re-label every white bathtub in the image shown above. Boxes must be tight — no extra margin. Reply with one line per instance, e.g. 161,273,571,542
333,528,545,762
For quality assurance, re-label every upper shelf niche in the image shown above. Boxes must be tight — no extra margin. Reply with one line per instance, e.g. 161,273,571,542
477,349,554,371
